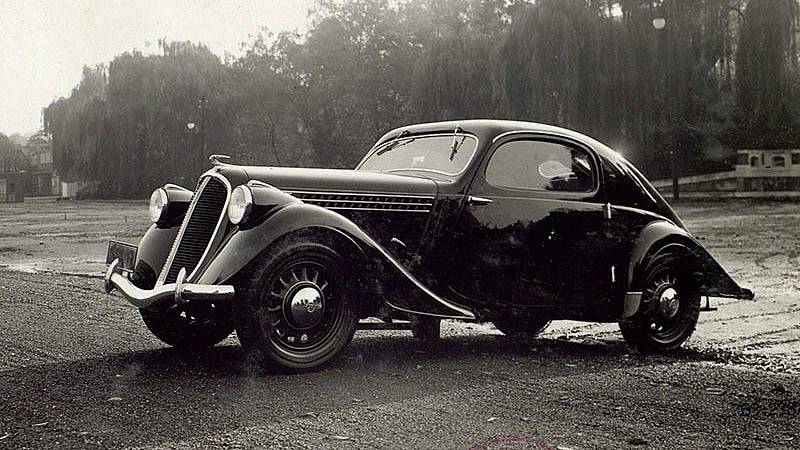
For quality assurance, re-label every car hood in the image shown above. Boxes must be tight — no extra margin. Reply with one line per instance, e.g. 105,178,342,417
234,166,439,196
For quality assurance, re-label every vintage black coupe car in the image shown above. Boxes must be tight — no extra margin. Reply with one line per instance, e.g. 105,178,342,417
104,120,753,371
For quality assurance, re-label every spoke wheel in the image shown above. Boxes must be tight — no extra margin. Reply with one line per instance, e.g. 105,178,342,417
620,250,700,352
263,262,342,355
646,275,687,344
236,239,358,372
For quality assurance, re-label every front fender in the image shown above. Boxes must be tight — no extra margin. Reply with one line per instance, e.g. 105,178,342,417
130,224,179,289
197,203,360,285
197,202,476,320
628,221,754,300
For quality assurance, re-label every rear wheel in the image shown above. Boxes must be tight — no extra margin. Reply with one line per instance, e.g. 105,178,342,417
619,250,700,352
235,239,358,372
493,316,551,338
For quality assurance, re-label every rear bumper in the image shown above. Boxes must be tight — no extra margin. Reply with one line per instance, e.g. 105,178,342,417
103,259,235,308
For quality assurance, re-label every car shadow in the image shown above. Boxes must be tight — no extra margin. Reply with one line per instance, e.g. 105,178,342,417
0,333,711,448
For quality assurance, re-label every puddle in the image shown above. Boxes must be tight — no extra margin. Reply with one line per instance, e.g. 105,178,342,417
1,260,104,278
3,262,41,274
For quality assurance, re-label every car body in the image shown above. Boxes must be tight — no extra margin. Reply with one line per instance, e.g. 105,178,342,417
104,119,754,371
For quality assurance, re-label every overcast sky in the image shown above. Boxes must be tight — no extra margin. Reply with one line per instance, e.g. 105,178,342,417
0,0,315,136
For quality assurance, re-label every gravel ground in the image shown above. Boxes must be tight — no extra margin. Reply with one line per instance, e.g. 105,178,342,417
0,198,799,449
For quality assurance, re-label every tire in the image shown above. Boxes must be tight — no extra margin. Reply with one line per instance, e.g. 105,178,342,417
619,250,701,353
235,238,358,373
411,316,441,341
493,316,551,338
139,302,234,350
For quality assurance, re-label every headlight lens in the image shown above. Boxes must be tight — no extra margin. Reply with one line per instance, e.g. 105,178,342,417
149,188,168,223
228,185,253,225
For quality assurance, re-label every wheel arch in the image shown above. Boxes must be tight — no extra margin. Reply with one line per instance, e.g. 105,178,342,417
198,203,373,286
626,220,754,300
130,224,179,289
250,225,384,318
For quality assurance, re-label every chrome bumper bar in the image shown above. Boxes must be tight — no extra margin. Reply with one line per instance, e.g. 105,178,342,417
103,259,235,308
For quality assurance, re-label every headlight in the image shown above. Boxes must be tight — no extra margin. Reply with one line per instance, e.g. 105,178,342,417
149,188,168,223
228,185,253,225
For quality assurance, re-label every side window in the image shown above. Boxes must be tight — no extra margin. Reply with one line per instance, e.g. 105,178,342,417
486,140,595,192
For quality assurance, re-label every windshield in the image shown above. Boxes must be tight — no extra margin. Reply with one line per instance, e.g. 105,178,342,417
358,134,478,176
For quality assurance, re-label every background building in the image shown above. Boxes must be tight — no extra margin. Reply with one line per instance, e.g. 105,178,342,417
653,147,800,198
0,137,29,203
23,136,59,196
0,172,26,202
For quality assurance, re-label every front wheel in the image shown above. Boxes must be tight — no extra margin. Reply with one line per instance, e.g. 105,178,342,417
619,251,700,352
139,302,234,350
235,239,358,372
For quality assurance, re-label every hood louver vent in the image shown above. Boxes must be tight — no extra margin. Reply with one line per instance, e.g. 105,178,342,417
287,191,434,213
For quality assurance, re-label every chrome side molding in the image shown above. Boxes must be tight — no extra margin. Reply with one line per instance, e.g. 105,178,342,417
467,196,493,206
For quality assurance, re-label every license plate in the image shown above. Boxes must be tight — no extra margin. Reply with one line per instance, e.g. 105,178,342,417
106,240,137,272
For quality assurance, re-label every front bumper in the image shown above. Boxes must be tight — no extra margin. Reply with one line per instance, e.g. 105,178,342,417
104,259,235,308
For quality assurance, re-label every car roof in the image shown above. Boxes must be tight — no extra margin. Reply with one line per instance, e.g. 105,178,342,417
375,119,623,163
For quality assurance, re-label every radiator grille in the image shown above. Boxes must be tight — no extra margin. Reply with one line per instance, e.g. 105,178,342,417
287,191,434,212
161,176,229,284
130,260,156,290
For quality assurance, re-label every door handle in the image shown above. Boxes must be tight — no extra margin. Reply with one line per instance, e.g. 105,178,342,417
467,196,493,206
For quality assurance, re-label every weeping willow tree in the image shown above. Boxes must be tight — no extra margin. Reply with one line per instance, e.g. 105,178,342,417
43,43,236,197
41,0,800,198
736,0,800,132
42,66,107,184
500,0,613,139
417,33,503,120
0,133,29,171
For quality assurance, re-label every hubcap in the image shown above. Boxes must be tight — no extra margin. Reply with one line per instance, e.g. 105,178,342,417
263,262,340,352
645,274,689,344
285,284,325,329
658,286,680,319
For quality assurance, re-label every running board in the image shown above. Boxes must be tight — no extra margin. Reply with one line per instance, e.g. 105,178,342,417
357,321,413,331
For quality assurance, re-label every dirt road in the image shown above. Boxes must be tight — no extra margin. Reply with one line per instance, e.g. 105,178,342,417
0,198,148,275
1,199,799,449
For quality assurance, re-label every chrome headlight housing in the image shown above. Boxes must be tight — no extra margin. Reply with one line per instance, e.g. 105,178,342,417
228,185,253,225
149,188,168,223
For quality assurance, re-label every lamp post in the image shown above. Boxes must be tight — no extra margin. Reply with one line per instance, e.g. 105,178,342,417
198,98,208,156
653,16,679,200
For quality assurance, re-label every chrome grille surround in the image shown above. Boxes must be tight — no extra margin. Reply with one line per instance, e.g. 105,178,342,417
157,172,231,285
286,190,434,213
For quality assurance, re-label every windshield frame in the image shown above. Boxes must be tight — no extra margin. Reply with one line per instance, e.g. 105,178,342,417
355,132,480,177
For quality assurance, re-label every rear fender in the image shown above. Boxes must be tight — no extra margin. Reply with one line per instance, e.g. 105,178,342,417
627,221,754,300
197,201,476,320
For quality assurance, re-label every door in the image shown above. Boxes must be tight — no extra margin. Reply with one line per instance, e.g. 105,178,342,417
444,134,616,309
